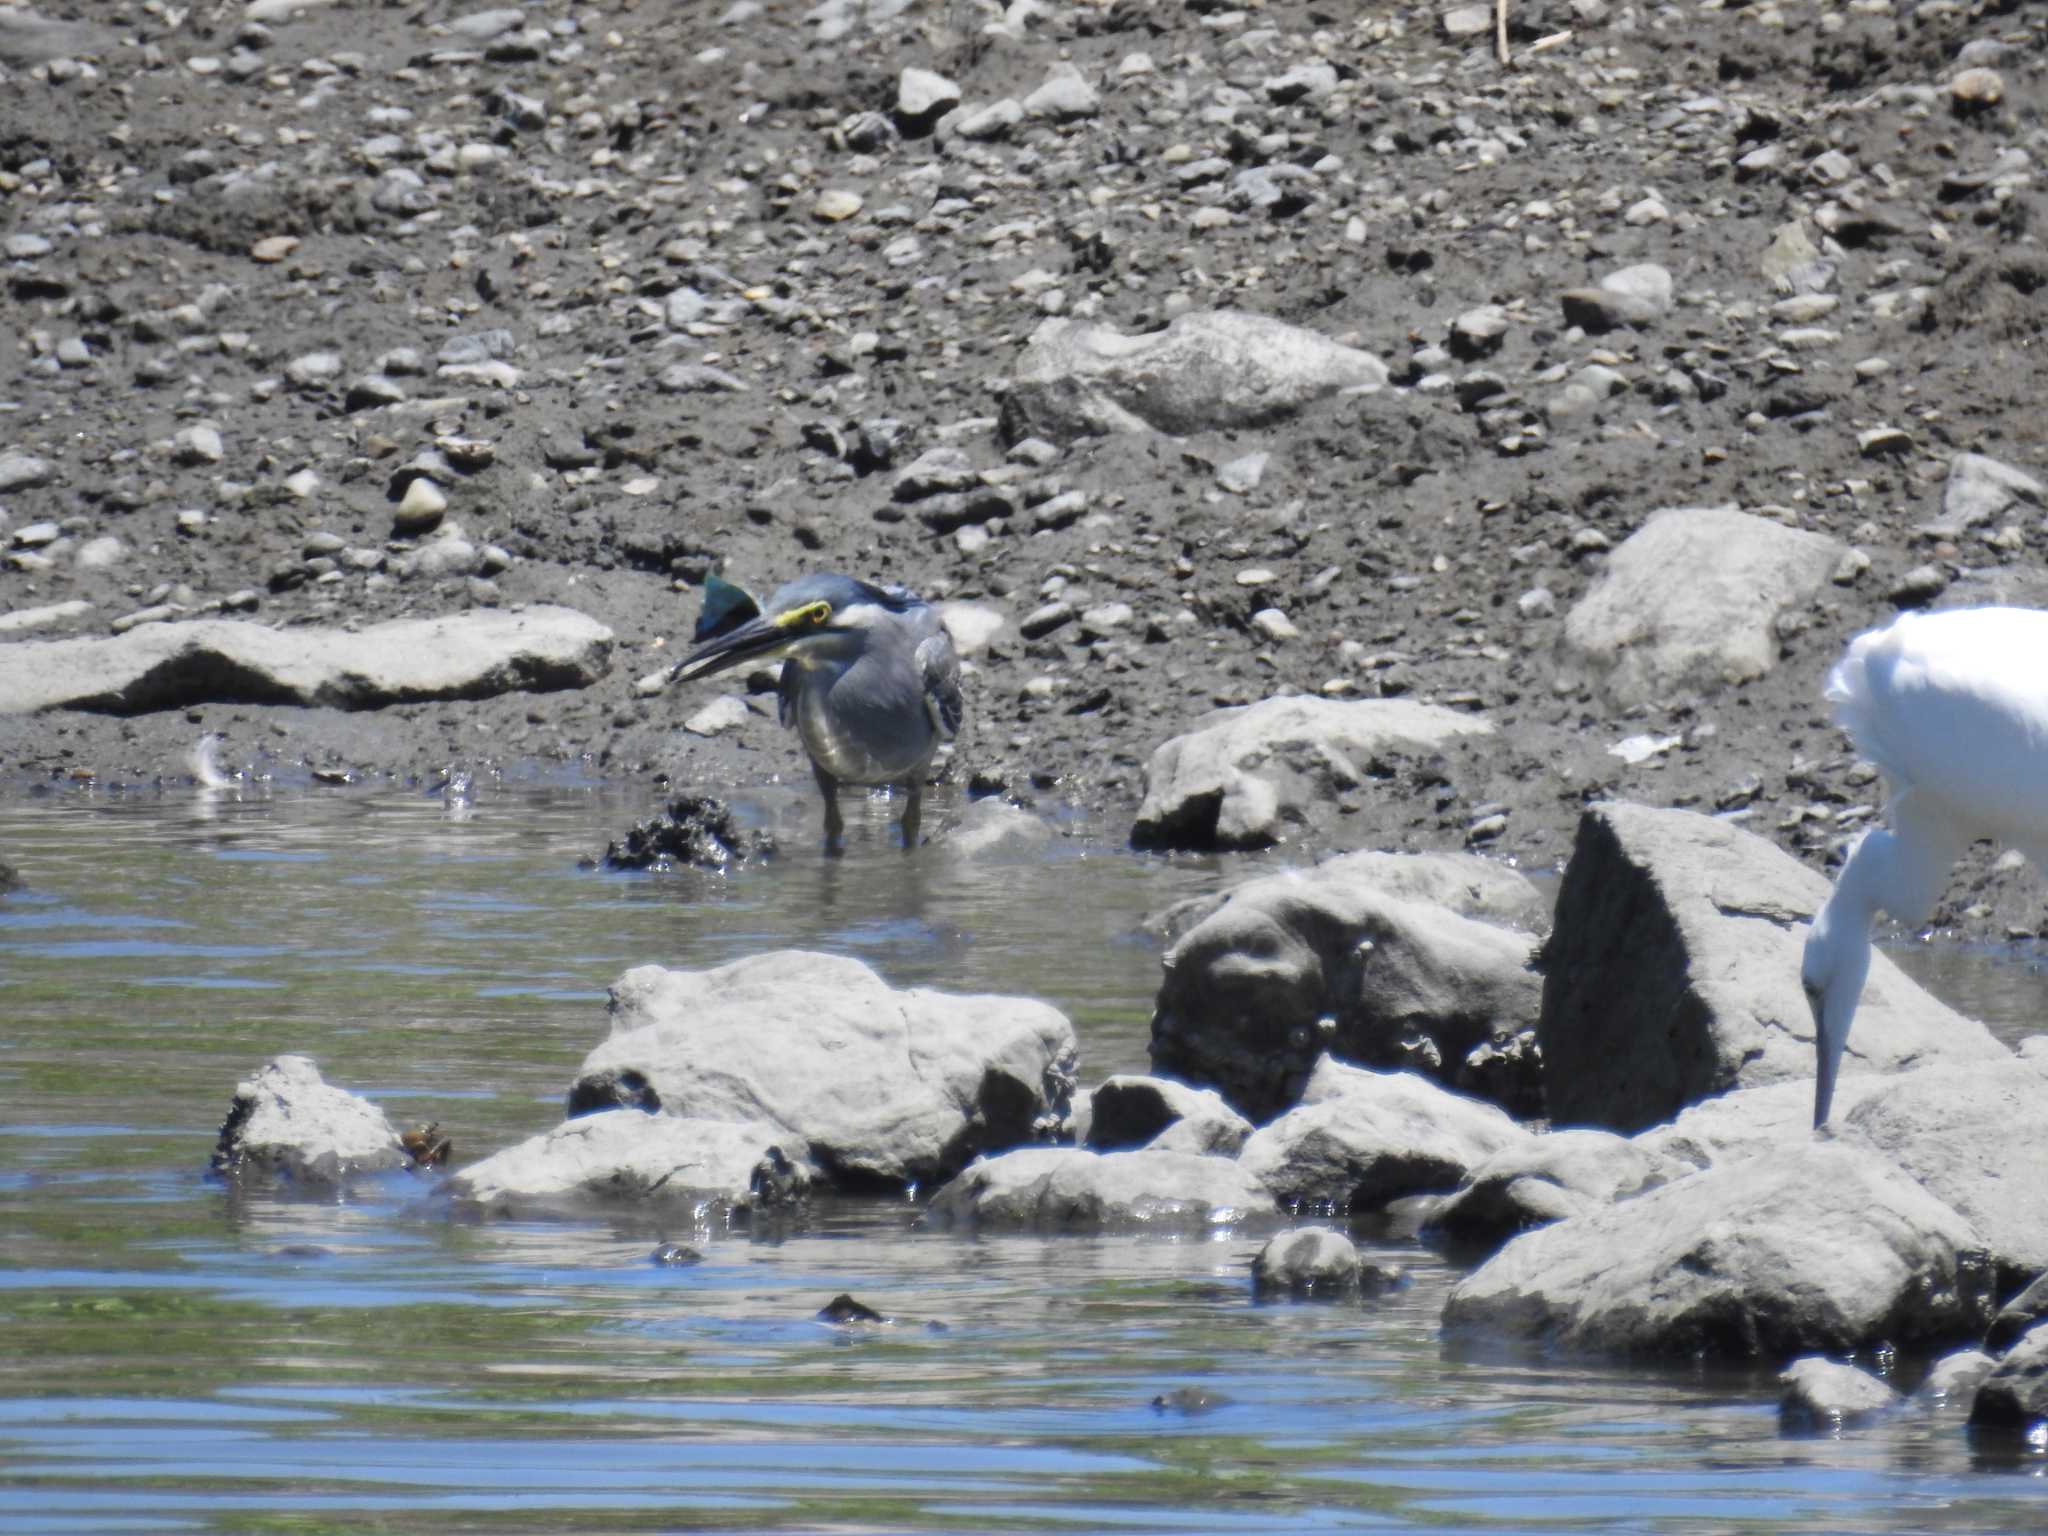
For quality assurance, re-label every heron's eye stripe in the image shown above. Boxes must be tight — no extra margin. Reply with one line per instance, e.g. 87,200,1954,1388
776,601,832,629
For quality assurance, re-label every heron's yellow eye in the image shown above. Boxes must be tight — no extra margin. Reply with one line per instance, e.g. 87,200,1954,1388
799,601,831,627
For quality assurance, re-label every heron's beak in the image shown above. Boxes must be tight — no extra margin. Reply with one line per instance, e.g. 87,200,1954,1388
670,614,799,684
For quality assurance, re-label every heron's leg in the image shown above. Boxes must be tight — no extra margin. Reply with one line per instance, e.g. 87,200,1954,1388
812,760,845,854
899,780,922,851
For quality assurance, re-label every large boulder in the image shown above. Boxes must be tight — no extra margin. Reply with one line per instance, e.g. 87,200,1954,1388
0,607,613,715
444,1109,810,1217
569,951,1078,1189
1831,1062,2048,1291
1237,1057,1533,1214
1151,861,1542,1121
1540,803,2005,1134
1082,1075,1252,1156
1146,849,1550,946
1559,506,1842,707
1443,1141,1997,1359
922,1146,1277,1233
1131,696,1494,852
1001,309,1390,444
1423,1128,1690,1258
210,1055,405,1186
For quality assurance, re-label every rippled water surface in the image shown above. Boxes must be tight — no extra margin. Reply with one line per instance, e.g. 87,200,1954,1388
3,783,2045,1533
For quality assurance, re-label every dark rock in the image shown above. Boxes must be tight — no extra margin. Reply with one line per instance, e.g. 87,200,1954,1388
601,795,775,872
1538,804,2001,1134
818,1293,889,1325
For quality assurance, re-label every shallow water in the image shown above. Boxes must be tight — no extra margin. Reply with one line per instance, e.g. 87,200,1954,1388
2,783,2045,1534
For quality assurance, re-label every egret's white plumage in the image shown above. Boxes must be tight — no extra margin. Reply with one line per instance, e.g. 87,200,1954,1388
1803,606,2048,1126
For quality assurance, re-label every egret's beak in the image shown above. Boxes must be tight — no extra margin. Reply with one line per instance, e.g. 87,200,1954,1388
670,614,798,684
1808,940,1869,1130
1810,985,1843,1130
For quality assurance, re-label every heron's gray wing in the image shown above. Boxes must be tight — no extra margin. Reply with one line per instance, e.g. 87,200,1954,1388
777,662,799,731
915,631,963,739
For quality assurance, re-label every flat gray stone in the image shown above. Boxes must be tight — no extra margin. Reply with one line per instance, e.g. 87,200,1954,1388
1925,452,2043,538
1425,1129,1690,1257
1238,1057,1533,1214
570,951,1078,1189
1003,310,1389,444
1561,507,1843,706
0,607,614,715
1131,695,1494,852
922,1146,1277,1233
1444,1141,1996,1359
445,1108,810,1216
1833,1062,2048,1290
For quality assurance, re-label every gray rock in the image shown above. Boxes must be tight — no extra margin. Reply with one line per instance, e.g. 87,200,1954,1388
1969,1325,2048,1437
1150,861,1541,1121
1540,804,2005,1134
1084,1074,1251,1156
922,1146,1277,1232
942,797,1055,860
1917,1348,1995,1405
0,451,53,492
1022,61,1098,120
1985,1271,2048,1356
1003,310,1389,444
1561,507,1842,706
1633,1079,1870,1170
444,1108,810,1216
1238,1057,1533,1214
951,99,1023,141
1424,1129,1689,1257
1925,452,2043,538
446,8,527,40
1560,264,1674,331
1779,1357,1900,1434
570,951,1078,1188
0,607,614,715
1130,695,1493,852
1444,1141,1996,1359
1832,1063,2048,1290
1251,1226,1365,1299
896,66,960,126
210,1054,405,1185
1147,849,1548,946
0,599,91,636
1262,61,1338,104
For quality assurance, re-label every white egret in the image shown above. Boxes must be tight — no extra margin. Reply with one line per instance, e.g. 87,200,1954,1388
1802,605,2048,1126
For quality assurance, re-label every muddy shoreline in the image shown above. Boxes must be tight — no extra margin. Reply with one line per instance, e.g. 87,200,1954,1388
1,0,2043,932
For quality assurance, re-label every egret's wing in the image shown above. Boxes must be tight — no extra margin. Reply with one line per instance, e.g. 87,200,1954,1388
916,630,963,739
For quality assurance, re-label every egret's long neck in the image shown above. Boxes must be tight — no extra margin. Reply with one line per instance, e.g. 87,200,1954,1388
1837,808,1961,929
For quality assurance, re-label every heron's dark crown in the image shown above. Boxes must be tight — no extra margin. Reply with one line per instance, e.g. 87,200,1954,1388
763,572,924,617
